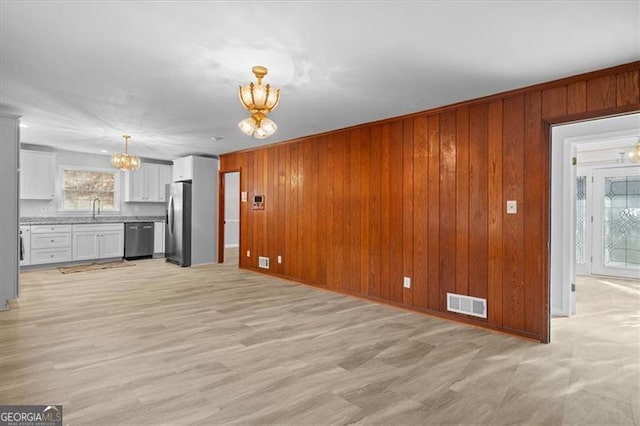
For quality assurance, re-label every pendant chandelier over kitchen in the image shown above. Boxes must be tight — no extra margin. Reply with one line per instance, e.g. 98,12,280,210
238,66,280,139
111,134,141,171
628,137,640,163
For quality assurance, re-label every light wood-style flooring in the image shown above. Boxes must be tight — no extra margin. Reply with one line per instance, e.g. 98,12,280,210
1,259,638,425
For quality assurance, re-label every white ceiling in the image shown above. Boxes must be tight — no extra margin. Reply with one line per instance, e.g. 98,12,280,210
1,1,638,161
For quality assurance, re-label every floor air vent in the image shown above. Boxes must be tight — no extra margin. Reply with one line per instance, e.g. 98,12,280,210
258,256,270,269
447,293,487,318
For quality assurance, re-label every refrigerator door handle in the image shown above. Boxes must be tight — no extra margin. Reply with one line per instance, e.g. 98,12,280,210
19,232,24,261
168,195,174,235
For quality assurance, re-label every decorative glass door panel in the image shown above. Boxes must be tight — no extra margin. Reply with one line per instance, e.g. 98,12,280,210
592,167,640,279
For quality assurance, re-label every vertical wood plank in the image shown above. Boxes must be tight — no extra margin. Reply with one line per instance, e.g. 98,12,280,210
542,86,567,119
368,125,382,297
316,137,328,286
524,91,543,335
380,124,391,299
502,95,526,331
439,111,457,307
288,144,299,278
616,70,640,106
455,107,469,296
332,133,346,290
325,135,336,289
389,121,404,303
468,104,489,301
402,118,414,306
277,145,287,276
487,100,503,326
427,114,440,311
349,129,362,293
412,116,429,309
303,139,318,283
360,129,371,295
567,81,587,114
587,75,617,111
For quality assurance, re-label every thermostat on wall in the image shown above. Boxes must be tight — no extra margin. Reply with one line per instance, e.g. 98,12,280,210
253,195,265,210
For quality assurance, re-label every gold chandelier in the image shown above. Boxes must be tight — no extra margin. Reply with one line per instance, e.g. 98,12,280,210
238,66,280,139
111,134,141,171
628,138,640,163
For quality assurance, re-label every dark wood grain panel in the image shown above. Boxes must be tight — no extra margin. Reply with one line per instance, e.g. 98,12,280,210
502,95,526,331
402,119,414,306
287,143,300,278
487,100,503,326
412,116,429,309
390,121,404,303
349,129,362,293
542,86,567,119
468,104,489,301
359,129,371,296
439,110,457,305
587,75,617,110
380,124,391,299
617,70,640,106
275,146,287,275
524,91,543,335
455,107,470,296
267,147,277,273
316,137,328,286
567,81,587,114
427,114,440,311
324,135,337,290
304,140,319,283
332,133,347,290
368,125,382,298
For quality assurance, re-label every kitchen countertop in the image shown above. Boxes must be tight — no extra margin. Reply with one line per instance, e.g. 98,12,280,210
21,216,165,225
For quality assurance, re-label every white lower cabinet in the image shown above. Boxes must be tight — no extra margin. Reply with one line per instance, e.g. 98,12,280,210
72,223,124,261
30,225,72,265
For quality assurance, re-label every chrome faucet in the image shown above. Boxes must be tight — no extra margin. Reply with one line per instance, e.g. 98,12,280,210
92,198,101,221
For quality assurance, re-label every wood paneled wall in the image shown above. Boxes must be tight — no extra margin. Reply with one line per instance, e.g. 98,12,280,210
220,62,640,342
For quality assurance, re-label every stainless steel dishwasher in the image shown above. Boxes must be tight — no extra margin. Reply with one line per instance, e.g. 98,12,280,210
124,222,154,260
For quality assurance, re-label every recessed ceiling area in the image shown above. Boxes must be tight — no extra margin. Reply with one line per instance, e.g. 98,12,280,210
1,1,638,161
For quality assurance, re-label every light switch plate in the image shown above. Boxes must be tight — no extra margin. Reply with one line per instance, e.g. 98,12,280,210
241,191,248,202
507,200,517,214
403,277,411,289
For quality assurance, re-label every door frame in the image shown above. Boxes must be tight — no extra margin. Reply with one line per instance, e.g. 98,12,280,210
217,169,242,263
546,107,639,342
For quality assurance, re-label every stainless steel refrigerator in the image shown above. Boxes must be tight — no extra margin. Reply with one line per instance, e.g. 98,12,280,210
165,182,192,266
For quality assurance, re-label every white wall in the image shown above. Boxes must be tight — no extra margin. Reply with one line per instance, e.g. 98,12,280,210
20,145,167,217
224,172,240,247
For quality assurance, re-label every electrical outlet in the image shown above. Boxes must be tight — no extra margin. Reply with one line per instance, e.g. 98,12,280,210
403,277,411,289
277,255,282,264
506,200,517,214
246,250,251,257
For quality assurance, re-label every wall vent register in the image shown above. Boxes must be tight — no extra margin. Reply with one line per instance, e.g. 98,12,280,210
258,256,270,269
447,293,487,318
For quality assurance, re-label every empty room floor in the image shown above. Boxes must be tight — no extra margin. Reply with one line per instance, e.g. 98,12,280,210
1,260,638,425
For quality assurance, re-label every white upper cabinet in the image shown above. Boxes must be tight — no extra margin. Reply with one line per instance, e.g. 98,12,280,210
172,156,193,182
124,163,171,202
20,150,56,199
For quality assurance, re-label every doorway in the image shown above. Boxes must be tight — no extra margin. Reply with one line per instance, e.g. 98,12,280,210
550,113,639,329
221,171,240,265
